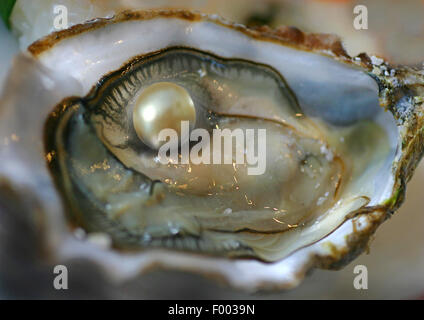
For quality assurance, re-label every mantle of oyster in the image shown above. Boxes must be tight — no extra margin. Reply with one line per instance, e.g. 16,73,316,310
1,10,424,291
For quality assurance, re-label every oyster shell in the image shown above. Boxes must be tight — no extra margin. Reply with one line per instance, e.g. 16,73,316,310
1,10,424,294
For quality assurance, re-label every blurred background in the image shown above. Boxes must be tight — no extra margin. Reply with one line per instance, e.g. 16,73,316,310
1,0,424,299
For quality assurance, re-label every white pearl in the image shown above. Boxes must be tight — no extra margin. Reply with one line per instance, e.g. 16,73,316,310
132,82,196,149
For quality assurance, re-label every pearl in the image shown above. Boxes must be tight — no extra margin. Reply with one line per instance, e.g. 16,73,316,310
132,82,196,149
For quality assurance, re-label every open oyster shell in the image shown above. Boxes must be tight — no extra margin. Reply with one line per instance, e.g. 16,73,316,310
1,10,424,294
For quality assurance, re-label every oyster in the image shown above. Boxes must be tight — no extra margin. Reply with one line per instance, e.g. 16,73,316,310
1,10,424,294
